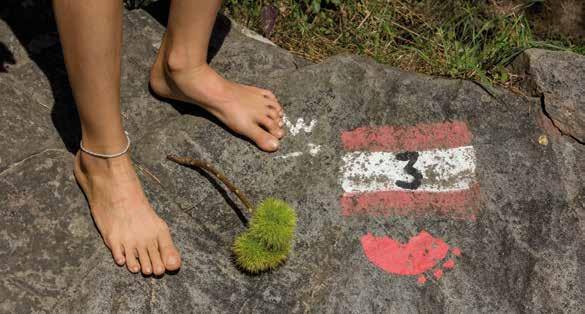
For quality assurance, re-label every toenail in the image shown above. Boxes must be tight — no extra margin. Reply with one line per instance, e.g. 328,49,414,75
278,120,283,127
270,140,279,149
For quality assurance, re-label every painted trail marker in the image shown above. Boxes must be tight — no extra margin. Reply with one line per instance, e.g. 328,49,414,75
339,120,478,284
340,121,480,221
277,117,478,283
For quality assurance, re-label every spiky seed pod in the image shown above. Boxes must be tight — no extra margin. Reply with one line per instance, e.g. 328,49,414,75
166,156,297,273
247,198,297,251
233,232,289,273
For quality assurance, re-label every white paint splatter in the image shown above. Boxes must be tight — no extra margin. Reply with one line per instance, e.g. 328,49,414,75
342,146,477,193
308,143,322,156
283,115,317,136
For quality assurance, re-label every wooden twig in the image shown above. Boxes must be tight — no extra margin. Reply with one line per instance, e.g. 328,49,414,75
166,155,254,213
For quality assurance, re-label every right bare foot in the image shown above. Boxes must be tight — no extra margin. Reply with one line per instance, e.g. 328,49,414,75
149,36,285,152
74,151,181,275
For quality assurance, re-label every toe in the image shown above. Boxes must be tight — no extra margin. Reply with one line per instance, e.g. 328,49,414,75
249,125,280,152
148,245,165,276
258,88,277,101
109,241,126,266
266,107,280,121
137,247,152,275
266,99,283,113
157,226,181,271
259,116,284,139
125,247,141,273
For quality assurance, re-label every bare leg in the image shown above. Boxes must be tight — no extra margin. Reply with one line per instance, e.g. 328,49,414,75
53,0,180,275
150,0,285,152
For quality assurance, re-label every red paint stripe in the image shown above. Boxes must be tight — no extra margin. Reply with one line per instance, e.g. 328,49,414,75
341,121,473,152
341,184,480,221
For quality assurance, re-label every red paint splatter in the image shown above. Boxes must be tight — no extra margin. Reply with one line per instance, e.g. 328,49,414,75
451,247,462,256
341,184,480,221
360,231,449,276
433,269,444,279
443,259,455,269
341,121,473,152
417,275,427,285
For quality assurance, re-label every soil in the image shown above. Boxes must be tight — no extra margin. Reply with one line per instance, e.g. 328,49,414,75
526,0,585,41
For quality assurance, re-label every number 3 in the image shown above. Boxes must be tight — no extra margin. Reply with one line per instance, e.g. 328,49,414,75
395,151,423,190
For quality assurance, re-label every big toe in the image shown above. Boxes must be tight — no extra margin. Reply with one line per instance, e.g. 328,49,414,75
249,125,280,152
161,246,181,271
106,238,126,266
158,229,181,271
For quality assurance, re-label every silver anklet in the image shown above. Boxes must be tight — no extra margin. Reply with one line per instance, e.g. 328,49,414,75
79,131,131,158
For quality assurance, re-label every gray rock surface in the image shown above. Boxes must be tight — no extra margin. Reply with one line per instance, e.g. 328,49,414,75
129,55,585,313
0,150,102,313
512,48,585,142
1,5,584,313
0,75,61,172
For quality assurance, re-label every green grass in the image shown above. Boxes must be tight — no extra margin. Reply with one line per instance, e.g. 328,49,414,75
222,0,584,85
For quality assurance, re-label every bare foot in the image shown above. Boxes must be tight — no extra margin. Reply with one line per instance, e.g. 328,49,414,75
149,39,284,152
74,151,181,275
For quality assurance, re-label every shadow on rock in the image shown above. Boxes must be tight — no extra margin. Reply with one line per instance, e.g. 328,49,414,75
0,0,80,153
0,42,15,72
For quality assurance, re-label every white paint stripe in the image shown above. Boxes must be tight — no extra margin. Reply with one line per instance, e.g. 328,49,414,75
342,146,476,193
275,152,304,159
283,115,317,136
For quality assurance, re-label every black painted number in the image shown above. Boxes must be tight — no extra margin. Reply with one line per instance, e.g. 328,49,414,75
395,151,423,190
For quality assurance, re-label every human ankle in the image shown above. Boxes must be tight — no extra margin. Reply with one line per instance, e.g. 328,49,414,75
163,46,207,74
80,130,129,156
76,148,135,182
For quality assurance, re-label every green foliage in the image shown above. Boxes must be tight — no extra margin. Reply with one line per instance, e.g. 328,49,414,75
410,3,534,83
232,198,296,273
223,0,583,85
302,0,341,14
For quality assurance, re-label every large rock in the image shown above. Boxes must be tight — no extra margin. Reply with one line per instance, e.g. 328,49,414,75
512,48,585,142
125,55,585,313
1,6,584,314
